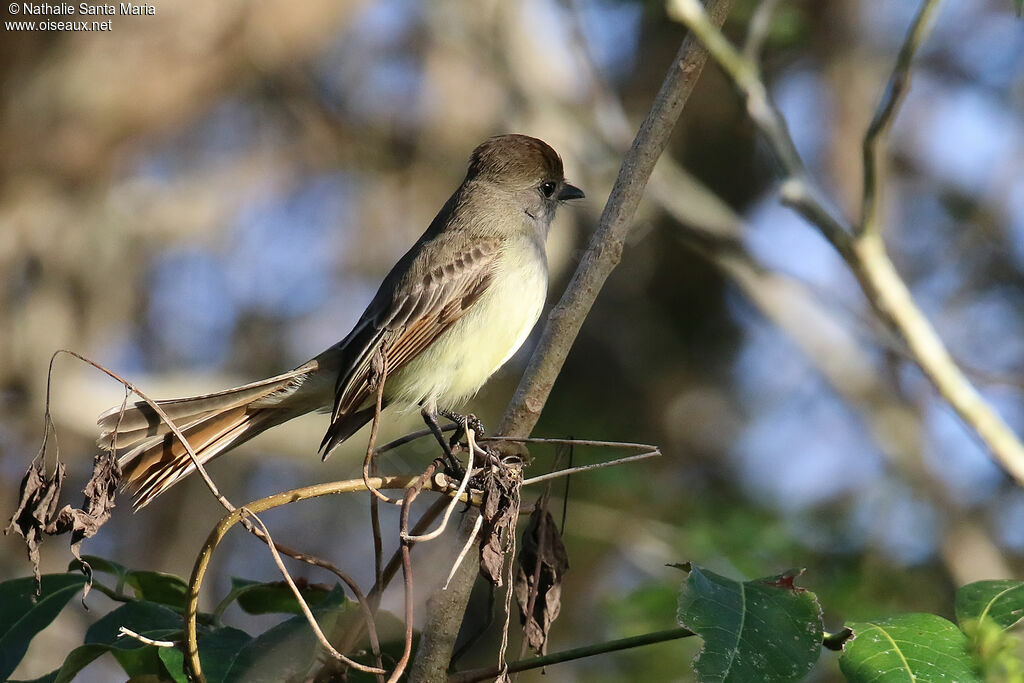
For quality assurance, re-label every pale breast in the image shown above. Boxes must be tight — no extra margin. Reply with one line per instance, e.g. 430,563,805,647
386,236,548,410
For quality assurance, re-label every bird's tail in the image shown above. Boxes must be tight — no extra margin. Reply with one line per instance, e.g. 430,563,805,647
98,363,318,510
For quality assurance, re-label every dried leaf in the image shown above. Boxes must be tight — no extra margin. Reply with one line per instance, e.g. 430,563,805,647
5,460,66,585
514,505,569,655
4,451,120,591
478,464,521,585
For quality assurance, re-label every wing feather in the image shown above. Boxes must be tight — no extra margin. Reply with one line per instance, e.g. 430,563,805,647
320,238,499,453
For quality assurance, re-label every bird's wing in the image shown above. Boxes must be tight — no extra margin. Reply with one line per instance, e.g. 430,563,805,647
321,238,500,451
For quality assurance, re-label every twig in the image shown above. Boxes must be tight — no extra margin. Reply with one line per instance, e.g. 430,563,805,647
243,511,385,675
444,513,483,590
859,0,941,237
373,425,457,456
448,626,697,683
403,423,476,543
496,495,519,677
333,495,452,660
51,349,237,513
246,535,384,672
388,461,438,683
363,352,400,505
496,0,736,440
184,474,468,681
741,0,779,63
118,627,176,648
522,450,661,487
669,0,1024,485
481,436,657,451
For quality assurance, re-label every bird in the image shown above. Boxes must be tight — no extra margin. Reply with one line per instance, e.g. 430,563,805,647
97,134,585,509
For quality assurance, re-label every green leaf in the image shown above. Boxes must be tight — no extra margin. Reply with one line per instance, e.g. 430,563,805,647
68,555,129,585
840,614,983,682
223,586,350,682
675,565,823,682
124,570,189,611
0,573,88,680
231,578,335,615
956,580,1024,632
85,601,183,678
40,607,181,683
70,556,189,610
158,626,250,683
85,600,182,646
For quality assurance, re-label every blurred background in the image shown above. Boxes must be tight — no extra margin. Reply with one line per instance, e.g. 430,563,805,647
2,0,1023,680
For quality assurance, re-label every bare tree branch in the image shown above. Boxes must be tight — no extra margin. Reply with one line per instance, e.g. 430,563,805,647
668,0,1024,486
859,0,942,236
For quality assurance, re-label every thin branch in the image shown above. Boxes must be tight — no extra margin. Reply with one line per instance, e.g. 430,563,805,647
444,513,484,590
243,512,386,675
333,494,452,659
183,474,464,681
741,0,779,63
374,425,456,456
670,0,1024,485
52,349,237,513
402,423,476,543
497,0,736,439
859,0,941,236
522,450,661,487
248,535,384,672
118,627,176,648
448,626,697,683
388,461,438,683
480,436,657,451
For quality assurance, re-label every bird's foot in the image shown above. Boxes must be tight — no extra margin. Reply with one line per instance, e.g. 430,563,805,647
440,409,486,448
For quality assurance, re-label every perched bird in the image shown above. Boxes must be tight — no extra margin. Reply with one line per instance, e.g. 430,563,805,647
98,134,584,509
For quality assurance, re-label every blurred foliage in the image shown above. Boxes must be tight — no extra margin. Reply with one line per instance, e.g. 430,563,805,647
2,0,1024,680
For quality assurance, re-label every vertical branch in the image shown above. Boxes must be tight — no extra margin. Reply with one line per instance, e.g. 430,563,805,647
859,0,941,235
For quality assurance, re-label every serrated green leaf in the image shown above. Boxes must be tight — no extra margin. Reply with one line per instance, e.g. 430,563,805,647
676,566,823,682
0,573,88,680
956,580,1024,632
840,614,983,683
233,578,335,615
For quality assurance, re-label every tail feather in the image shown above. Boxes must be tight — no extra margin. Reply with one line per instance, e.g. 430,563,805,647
100,363,319,509
125,408,270,508
97,365,314,439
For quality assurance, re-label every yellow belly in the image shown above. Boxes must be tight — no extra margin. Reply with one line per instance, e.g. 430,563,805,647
386,238,548,410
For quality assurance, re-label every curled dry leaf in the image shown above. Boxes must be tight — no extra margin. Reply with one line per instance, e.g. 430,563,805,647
514,505,569,655
478,462,522,585
5,451,120,589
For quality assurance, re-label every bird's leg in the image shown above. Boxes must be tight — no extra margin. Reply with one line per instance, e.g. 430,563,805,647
420,407,464,476
439,409,486,448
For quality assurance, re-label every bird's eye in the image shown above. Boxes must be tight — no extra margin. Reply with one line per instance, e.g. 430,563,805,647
539,181,557,198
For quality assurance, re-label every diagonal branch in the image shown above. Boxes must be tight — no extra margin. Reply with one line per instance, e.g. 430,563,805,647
409,2,735,679
668,0,1024,484
497,0,736,439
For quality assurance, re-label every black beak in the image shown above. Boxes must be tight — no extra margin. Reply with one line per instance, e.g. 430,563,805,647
557,183,585,201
